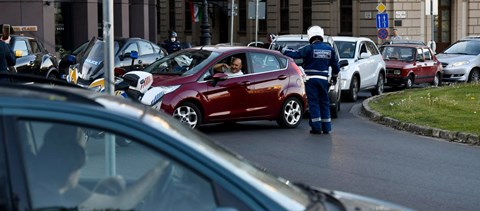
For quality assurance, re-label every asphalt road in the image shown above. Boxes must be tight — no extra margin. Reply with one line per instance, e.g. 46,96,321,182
200,92,480,211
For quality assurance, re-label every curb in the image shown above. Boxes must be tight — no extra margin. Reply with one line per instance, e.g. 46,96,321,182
361,93,480,146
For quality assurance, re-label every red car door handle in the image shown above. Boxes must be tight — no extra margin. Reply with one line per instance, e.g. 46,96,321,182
277,75,288,80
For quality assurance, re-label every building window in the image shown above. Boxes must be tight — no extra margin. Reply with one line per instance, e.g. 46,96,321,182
258,0,267,33
239,0,246,33
303,0,311,33
185,2,192,33
169,0,176,30
280,0,289,34
339,0,352,36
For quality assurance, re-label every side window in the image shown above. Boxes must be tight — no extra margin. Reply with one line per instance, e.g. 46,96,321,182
359,43,367,55
424,48,432,60
13,40,29,56
123,43,139,55
19,120,220,210
416,48,424,61
250,53,280,73
366,42,379,55
138,41,155,55
29,40,41,54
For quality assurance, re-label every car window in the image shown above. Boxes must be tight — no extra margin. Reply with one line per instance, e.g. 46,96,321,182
29,40,42,54
250,53,281,73
335,41,356,59
18,120,224,210
416,48,424,61
443,40,480,55
123,43,139,55
271,41,308,50
138,41,155,55
13,40,29,56
424,48,432,60
144,50,219,76
366,41,380,55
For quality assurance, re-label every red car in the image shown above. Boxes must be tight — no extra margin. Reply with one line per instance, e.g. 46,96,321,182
143,46,307,129
379,44,443,89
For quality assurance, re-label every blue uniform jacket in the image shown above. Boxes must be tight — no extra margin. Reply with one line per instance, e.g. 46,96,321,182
284,41,340,77
0,41,15,72
163,40,182,54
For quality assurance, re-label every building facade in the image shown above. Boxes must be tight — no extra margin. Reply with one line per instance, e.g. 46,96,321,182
1,0,479,54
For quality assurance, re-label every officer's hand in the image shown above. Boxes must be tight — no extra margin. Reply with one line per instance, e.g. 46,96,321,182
331,75,338,85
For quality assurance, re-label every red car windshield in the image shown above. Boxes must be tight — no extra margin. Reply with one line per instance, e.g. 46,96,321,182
381,46,415,61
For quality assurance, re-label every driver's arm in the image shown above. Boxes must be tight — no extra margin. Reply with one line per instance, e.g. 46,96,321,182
80,160,170,210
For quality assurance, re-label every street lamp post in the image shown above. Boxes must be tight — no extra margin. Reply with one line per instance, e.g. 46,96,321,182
200,0,211,45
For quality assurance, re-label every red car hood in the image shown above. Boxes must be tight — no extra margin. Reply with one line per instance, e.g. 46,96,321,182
385,60,411,69
152,74,182,86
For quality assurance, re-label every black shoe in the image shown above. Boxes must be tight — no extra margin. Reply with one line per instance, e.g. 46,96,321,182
310,130,322,134
322,131,330,134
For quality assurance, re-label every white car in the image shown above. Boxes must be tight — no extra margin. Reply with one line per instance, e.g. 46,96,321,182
333,36,386,102
269,34,344,118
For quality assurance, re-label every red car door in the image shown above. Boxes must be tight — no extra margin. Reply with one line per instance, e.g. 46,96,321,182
203,70,255,121
422,47,437,82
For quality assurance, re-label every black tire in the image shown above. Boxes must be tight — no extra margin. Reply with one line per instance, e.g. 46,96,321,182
431,72,440,87
371,73,384,96
276,97,303,128
173,102,202,129
330,99,340,119
344,76,359,102
468,68,480,83
404,74,413,89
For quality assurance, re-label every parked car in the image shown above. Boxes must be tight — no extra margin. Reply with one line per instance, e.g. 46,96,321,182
65,37,165,87
379,44,443,88
7,35,60,79
268,34,343,117
0,80,413,211
143,46,308,129
381,39,427,46
436,36,480,83
333,36,386,102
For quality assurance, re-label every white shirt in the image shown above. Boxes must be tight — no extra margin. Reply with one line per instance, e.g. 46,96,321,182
226,70,243,77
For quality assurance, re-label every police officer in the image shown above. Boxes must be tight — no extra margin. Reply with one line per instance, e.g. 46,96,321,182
162,30,182,54
279,26,340,134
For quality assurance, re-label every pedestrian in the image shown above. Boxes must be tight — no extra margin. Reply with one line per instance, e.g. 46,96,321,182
1,24,13,45
277,25,340,135
162,30,182,54
0,31,16,82
391,28,402,40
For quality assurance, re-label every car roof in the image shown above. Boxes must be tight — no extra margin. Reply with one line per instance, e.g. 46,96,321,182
460,36,480,40
381,44,428,48
332,36,372,42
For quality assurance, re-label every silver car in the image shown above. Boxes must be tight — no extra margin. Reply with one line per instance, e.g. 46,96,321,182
436,36,480,82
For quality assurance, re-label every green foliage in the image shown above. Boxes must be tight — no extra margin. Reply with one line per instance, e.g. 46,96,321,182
369,83,480,135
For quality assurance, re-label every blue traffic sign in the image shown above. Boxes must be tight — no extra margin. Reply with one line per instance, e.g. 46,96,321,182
377,28,389,40
376,13,389,28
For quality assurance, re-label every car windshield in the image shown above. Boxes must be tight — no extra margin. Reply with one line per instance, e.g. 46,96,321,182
83,40,120,65
443,40,480,55
381,46,415,61
335,41,357,59
272,41,309,50
143,49,220,76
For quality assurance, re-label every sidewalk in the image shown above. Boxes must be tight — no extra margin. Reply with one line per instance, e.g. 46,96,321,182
361,93,480,146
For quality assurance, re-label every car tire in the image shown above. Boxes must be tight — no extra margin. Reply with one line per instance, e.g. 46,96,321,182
344,76,359,102
468,68,480,83
173,102,202,129
330,99,340,119
371,72,384,96
431,72,440,87
404,74,414,89
276,97,303,128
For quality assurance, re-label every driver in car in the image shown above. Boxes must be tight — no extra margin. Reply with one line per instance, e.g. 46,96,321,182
30,125,170,210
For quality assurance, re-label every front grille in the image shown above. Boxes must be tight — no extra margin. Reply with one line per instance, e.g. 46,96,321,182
386,68,398,74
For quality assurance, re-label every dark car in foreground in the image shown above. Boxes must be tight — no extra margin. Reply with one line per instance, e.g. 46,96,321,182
0,79,412,211
144,46,308,129
7,35,60,79
380,44,443,88
65,37,165,87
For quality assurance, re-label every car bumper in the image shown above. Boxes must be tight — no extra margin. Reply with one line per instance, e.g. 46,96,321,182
441,66,471,82
385,74,407,86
